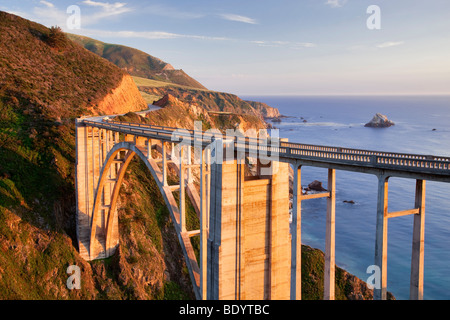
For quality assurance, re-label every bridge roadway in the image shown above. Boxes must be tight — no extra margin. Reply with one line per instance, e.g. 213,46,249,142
77,116,450,300
82,118,450,183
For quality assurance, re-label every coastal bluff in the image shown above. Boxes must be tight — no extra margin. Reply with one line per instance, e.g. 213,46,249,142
93,74,147,115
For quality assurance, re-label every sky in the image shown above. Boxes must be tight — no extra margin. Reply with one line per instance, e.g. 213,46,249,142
1,0,450,96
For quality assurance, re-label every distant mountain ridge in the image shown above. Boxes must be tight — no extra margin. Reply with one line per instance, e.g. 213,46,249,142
67,34,207,90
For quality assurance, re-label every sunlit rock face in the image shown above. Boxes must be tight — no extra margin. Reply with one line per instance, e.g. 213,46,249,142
364,113,395,128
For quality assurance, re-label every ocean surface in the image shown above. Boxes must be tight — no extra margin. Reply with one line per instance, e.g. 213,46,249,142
242,95,450,300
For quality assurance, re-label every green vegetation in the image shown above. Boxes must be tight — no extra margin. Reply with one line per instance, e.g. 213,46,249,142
139,91,163,105
67,34,207,90
45,26,67,48
132,76,209,92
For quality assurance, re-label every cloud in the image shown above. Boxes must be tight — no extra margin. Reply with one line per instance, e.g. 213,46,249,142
82,0,126,11
220,13,258,24
81,0,133,18
24,1,133,30
82,0,133,21
32,5,68,27
295,42,317,48
325,0,348,8
251,40,316,49
40,0,54,8
75,29,230,41
376,41,405,48
143,4,205,20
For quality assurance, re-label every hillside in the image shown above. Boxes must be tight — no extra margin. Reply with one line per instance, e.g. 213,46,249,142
0,11,192,299
67,34,207,90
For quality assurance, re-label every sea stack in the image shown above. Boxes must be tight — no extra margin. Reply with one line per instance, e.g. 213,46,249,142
364,113,395,128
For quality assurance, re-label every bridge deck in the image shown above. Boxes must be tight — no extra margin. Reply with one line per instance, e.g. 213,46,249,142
80,119,450,182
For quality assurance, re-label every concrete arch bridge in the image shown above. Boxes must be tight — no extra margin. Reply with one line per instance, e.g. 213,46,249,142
75,117,450,300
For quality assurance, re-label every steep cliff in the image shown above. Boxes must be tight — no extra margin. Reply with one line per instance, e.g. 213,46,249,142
93,74,147,115
246,100,281,119
148,93,266,132
136,80,275,126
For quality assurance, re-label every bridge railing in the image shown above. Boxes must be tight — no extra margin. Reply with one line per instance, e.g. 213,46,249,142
280,141,450,162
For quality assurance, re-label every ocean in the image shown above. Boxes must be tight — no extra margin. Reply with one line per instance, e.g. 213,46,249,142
242,95,450,300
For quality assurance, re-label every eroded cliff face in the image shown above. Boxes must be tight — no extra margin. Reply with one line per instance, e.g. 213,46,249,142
140,86,276,122
146,94,267,132
246,100,281,119
92,74,148,115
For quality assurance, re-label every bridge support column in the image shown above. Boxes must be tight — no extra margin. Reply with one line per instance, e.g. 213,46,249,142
374,177,427,300
200,148,209,300
374,175,389,300
162,141,168,186
146,139,152,160
209,141,291,300
179,146,186,232
410,180,425,300
290,163,302,300
75,120,91,260
291,166,336,300
324,168,336,300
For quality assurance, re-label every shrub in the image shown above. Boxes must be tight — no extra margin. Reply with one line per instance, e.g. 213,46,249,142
46,26,67,48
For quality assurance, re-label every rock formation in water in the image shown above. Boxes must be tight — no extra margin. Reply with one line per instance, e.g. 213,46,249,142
305,180,327,192
364,113,395,128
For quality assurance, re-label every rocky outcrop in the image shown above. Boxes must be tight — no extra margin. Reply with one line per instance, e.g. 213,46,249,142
138,86,281,126
306,180,327,192
152,94,181,108
93,74,147,115
118,93,266,133
246,100,281,119
301,245,395,300
364,113,395,128
162,63,175,71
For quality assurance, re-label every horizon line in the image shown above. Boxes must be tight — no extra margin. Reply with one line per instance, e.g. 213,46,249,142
239,92,450,97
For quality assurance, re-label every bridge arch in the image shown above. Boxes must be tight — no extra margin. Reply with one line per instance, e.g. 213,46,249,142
88,141,201,296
